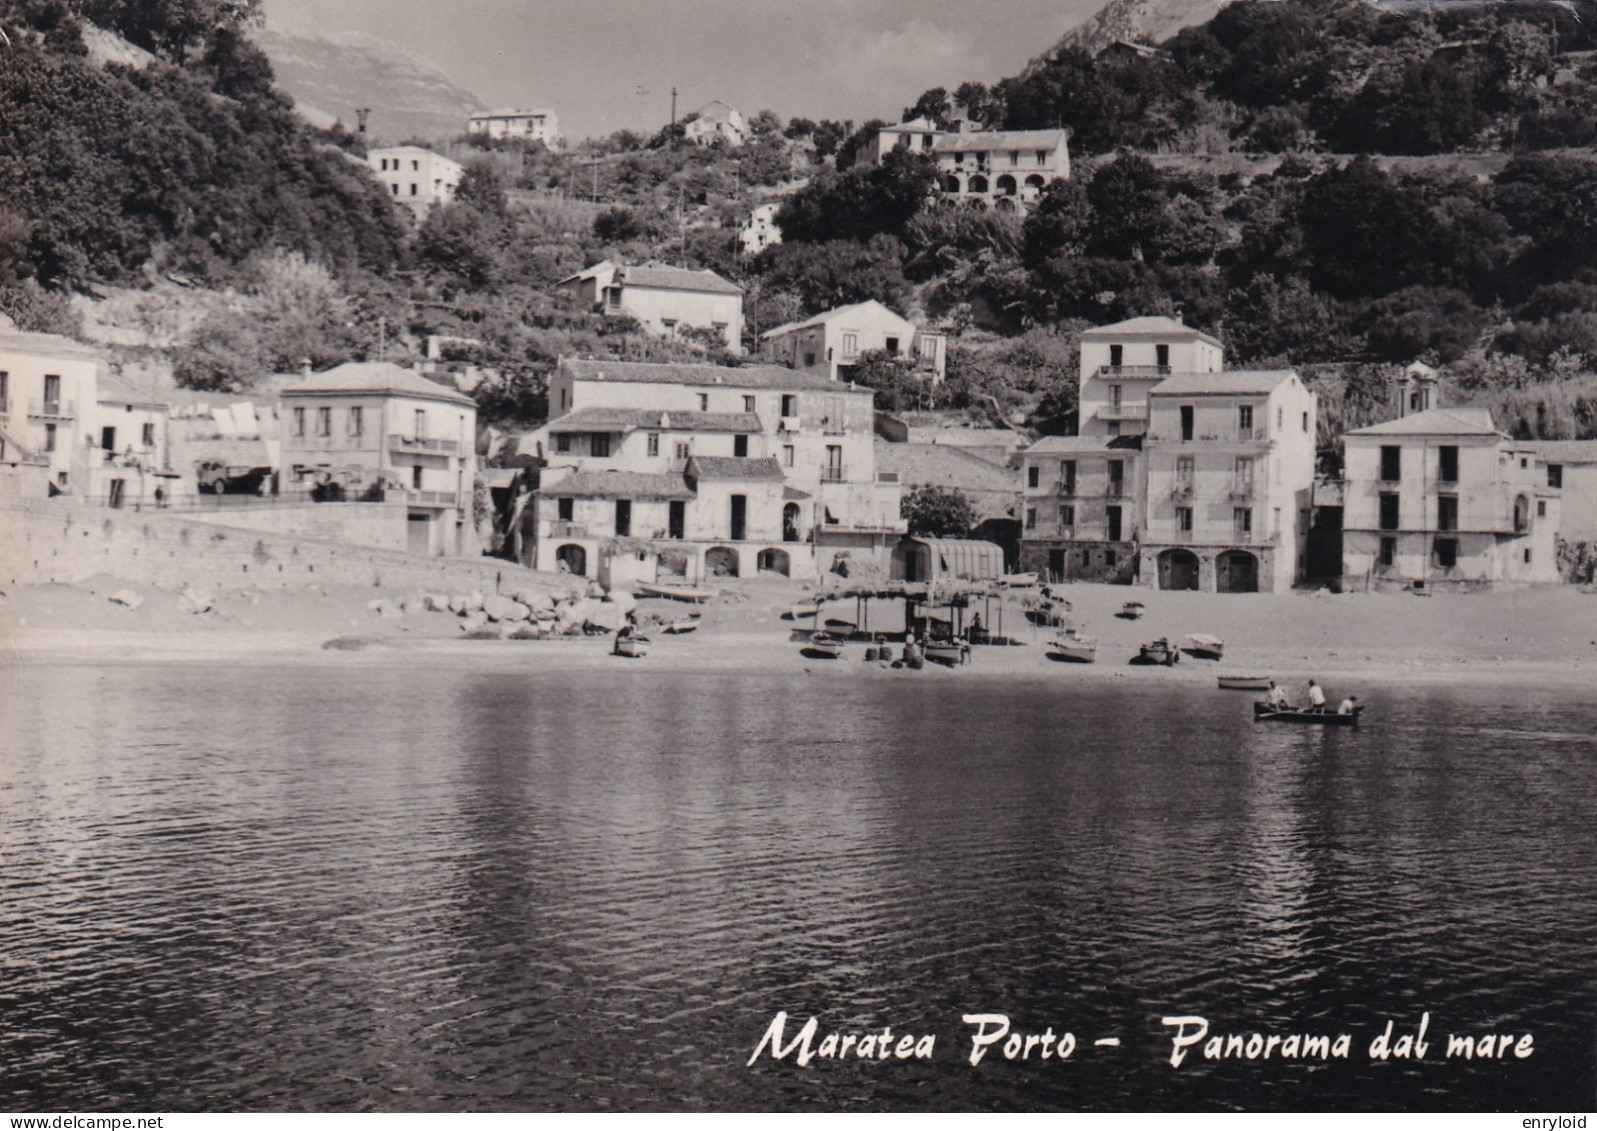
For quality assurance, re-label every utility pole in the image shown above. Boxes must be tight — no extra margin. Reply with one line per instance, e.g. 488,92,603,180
670,87,678,128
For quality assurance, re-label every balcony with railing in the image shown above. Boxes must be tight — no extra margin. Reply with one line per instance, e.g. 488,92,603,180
820,465,847,483
1097,365,1170,378
1056,482,1080,498
1169,480,1194,499
1149,428,1269,445
389,435,460,455
548,521,589,538
1229,481,1255,499
1096,403,1149,422
28,399,76,420
407,490,458,507
1103,483,1127,499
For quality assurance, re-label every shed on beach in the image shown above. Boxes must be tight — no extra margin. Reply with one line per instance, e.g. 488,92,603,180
891,537,1005,584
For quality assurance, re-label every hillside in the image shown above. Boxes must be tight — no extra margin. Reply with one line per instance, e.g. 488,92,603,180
253,24,486,142
1048,0,1234,56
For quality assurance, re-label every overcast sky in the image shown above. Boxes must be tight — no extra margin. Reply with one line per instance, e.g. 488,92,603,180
263,0,1105,140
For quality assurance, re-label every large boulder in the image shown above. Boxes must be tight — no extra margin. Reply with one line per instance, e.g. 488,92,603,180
467,589,486,612
585,603,627,632
109,589,143,610
483,595,530,623
584,581,606,599
459,610,489,631
448,594,472,614
523,589,555,613
605,589,637,615
177,587,215,615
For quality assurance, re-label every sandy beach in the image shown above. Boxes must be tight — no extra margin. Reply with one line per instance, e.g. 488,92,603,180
4,570,1596,692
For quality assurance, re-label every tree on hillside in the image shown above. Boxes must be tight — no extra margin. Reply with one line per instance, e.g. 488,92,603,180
76,0,263,65
846,349,934,412
903,87,952,127
754,234,911,314
901,484,978,538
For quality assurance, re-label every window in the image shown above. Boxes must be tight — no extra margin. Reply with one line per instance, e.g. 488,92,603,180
292,407,305,437
698,393,709,411
841,332,858,358
1061,460,1077,495
1302,411,1309,433
647,433,659,457
1438,495,1458,531
1238,405,1253,434
1059,504,1075,528
414,409,427,439
1109,383,1122,407
142,422,155,447
1548,464,1563,489
733,434,748,458
661,319,677,337
614,499,631,536
43,423,56,452
1105,549,1117,567
1379,492,1400,531
1010,150,1020,166
1028,466,1040,488
1434,537,1458,569
803,352,817,368
412,464,423,490
1379,536,1396,566
101,426,116,451
781,394,797,417
1176,455,1194,483
713,322,729,343
782,444,794,467
1380,445,1402,481
557,498,573,522
885,336,900,355
1026,507,1037,530
1156,344,1169,369
1524,548,1532,564
412,160,420,171
347,407,363,437
824,444,844,480
1107,460,1124,497
1109,344,1123,368
391,184,399,195
410,184,418,196
1235,456,1254,495
0,370,8,404
316,406,331,437
44,374,60,408
1234,507,1253,540
743,395,756,412
1177,506,1193,533
590,433,611,458
1180,405,1194,442
675,441,691,460
1439,445,1458,483
1537,499,1546,518
1036,150,1047,164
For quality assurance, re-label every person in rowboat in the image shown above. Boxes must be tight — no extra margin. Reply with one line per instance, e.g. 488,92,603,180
1265,680,1290,710
1307,679,1327,712
1337,695,1359,715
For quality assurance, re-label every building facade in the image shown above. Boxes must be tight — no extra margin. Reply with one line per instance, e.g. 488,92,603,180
1078,316,1224,441
86,373,173,509
279,362,478,557
523,359,903,585
560,261,744,354
0,328,102,498
367,146,463,221
467,108,561,147
739,202,783,254
1018,435,1144,584
761,300,945,383
683,101,746,147
1342,408,1560,589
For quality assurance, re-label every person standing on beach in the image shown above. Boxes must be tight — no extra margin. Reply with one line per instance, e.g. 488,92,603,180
1308,680,1326,712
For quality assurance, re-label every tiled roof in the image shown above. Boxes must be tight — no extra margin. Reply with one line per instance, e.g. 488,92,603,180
284,362,475,406
934,129,1068,153
546,407,761,433
0,328,102,359
1082,316,1223,347
540,470,694,499
876,441,1020,494
619,262,742,295
559,358,844,392
97,373,166,407
1348,407,1502,438
1024,435,1120,454
1150,370,1297,396
769,300,911,336
686,455,785,480
1520,439,1597,463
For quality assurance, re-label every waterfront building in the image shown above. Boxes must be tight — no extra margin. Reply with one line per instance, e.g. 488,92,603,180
279,362,478,557
559,261,744,355
1342,407,1560,589
1018,435,1144,584
86,373,174,509
1078,316,1223,442
1521,440,1597,548
761,300,945,384
522,359,903,584
467,108,561,147
366,146,463,221
0,327,102,499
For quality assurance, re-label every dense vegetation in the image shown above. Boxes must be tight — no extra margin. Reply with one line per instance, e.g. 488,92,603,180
3,0,1597,441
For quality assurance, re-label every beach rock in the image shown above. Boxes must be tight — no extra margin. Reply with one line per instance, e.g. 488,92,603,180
423,592,452,612
585,581,606,599
585,604,626,631
523,590,555,613
177,587,215,615
605,589,637,615
483,595,530,622
467,589,486,612
108,589,143,610
399,596,427,615
460,610,488,631
448,594,472,614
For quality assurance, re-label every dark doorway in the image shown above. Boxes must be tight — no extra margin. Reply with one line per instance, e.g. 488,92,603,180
1048,548,1065,582
408,514,432,556
1216,550,1259,593
555,543,587,576
1106,505,1123,542
782,502,801,542
669,500,686,540
615,499,631,537
1158,548,1200,590
730,494,746,541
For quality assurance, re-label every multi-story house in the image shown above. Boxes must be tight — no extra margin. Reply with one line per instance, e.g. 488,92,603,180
0,327,101,498
739,202,782,254
1521,440,1597,550
1018,435,1144,584
523,359,903,585
1078,316,1223,441
467,108,561,147
367,146,463,221
1342,404,1560,589
933,127,1070,214
279,362,478,557
87,373,172,509
683,101,746,147
761,300,945,384
860,116,941,164
559,260,744,354
1140,370,1317,592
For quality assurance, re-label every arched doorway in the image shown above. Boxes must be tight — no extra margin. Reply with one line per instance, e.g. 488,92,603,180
967,174,989,194
555,543,587,577
1158,548,1200,590
782,502,801,542
705,545,740,578
1216,550,1259,593
996,174,1017,196
994,196,1016,213
942,174,961,194
757,548,791,576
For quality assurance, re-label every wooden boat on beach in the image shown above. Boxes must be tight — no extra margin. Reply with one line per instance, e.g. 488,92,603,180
1254,703,1362,726
1185,633,1225,660
662,615,701,635
1117,601,1146,620
1002,571,1039,588
803,632,846,659
924,640,969,666
1046,630,1097,664
613,633,651,658
636,581,716,603
1135,638,1179,666
787,601,821,620
1217,675,1272,691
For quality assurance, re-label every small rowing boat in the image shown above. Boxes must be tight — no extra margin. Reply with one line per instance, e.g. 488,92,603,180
1218,675,1272,691
1002,571,1039,588
1135,638,1179,666
1117,601,1146,620
803,632,846,659
636,581,716,603
1254,703,1362,726
662,615,701,635
1046,630,1097,664
924,640,969,666
613,633,651,658
1186,633,1225,660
